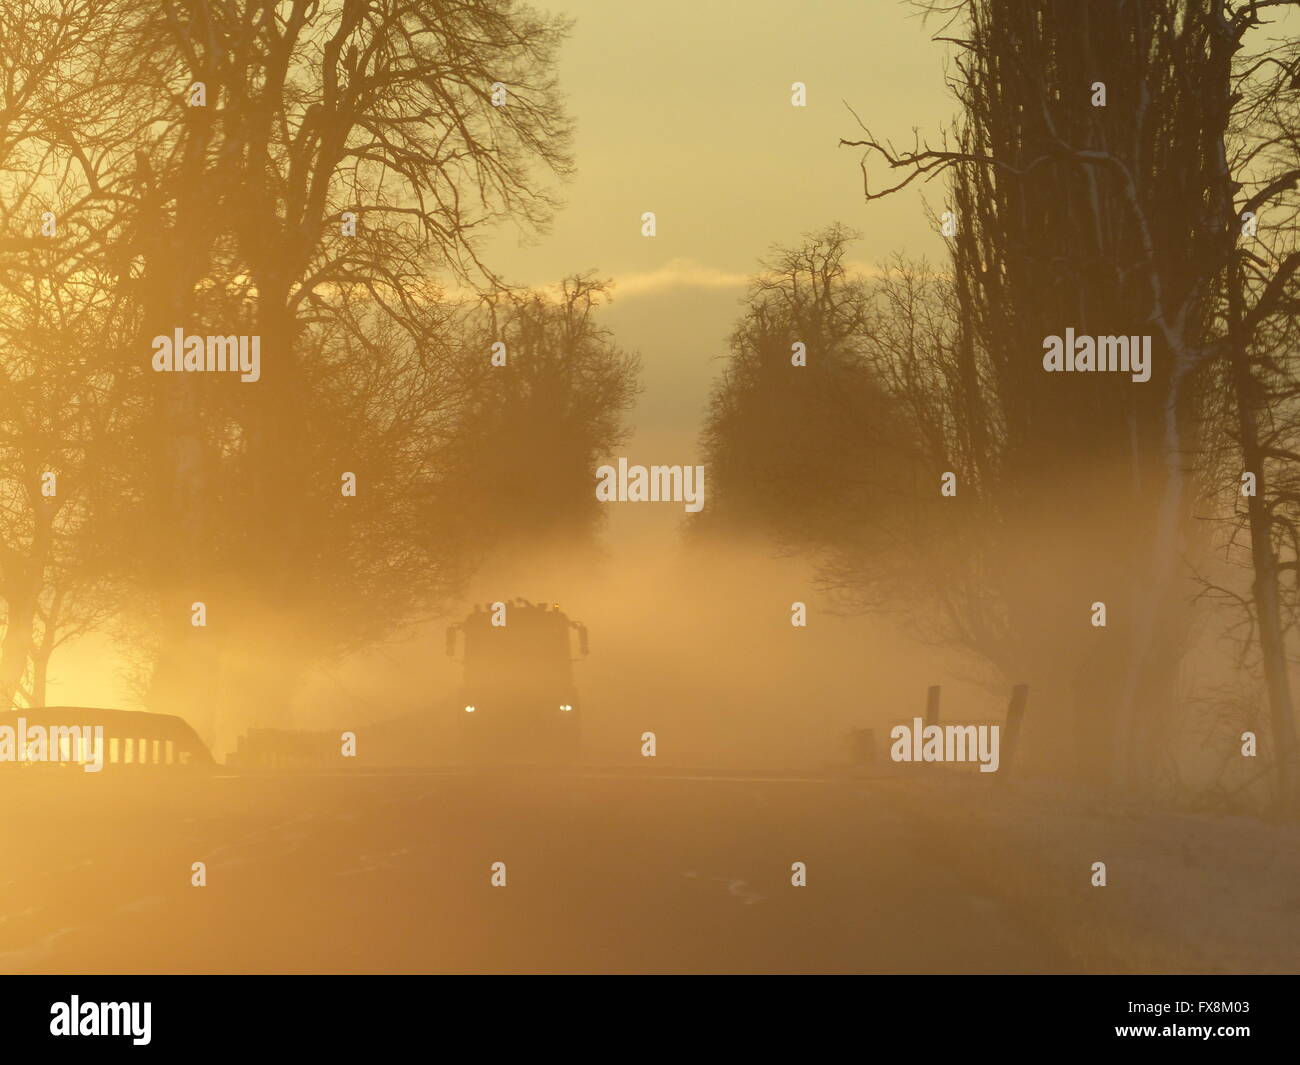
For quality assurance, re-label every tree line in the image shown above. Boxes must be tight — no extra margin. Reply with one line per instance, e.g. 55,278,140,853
0,0,638,741
699,0,1300,809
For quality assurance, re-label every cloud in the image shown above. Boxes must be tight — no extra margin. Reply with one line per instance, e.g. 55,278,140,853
445,259,934,308
606,258,906,300
610,259,752,297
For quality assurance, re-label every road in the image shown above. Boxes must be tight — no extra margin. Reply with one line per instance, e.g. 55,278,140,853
0,767,1078,974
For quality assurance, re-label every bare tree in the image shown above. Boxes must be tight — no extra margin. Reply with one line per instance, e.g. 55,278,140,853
840,0,1268,793
0,1,595,742
698,225,921,553
445,276,641,560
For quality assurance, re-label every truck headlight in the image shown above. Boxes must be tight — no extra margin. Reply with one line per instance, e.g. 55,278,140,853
559,704,573,712
464,705,476,713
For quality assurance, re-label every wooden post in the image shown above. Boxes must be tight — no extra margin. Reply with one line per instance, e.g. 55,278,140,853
925,685,941,728
849,728,875,765
1002,684,1029,775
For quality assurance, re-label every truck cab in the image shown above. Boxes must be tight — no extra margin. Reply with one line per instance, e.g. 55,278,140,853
446,599,588,759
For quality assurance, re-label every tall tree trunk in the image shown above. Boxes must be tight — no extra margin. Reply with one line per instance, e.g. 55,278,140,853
1229,271,1298,809
0,500,52,707
31,645,50,709
0,576,38,707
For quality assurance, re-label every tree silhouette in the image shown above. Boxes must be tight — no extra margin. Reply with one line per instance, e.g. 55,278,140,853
840,0,1271,793
698,225,921,561
0,2,640,747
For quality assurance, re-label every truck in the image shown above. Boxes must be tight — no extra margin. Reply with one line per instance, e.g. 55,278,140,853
445,599,588,759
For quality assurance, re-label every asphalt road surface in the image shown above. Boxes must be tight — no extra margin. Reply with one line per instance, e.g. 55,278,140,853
0,767,1078,974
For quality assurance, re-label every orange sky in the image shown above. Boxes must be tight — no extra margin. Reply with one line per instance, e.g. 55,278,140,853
486,0,952,287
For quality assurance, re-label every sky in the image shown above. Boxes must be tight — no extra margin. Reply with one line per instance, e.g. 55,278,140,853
488,0,953,287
